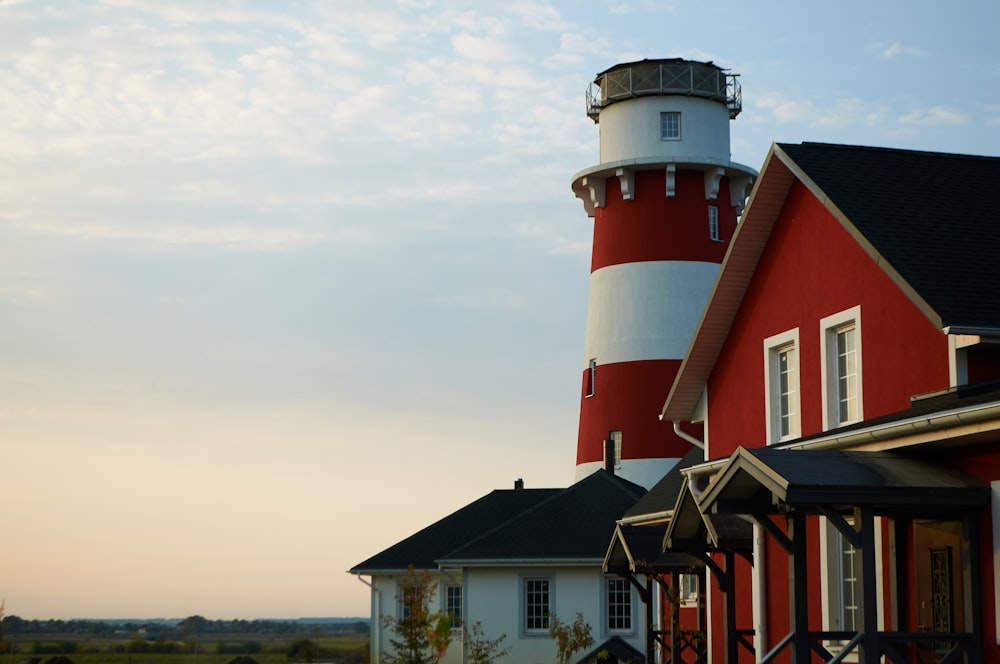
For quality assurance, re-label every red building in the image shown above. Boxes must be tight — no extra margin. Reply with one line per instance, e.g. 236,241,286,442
655,142,1000,662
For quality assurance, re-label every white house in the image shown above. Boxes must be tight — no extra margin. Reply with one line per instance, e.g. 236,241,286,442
350,470,647,663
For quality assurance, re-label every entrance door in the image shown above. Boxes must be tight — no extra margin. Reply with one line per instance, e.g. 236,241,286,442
913,520,964,662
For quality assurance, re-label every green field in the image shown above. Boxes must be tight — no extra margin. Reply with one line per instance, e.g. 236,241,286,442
3,635,369,664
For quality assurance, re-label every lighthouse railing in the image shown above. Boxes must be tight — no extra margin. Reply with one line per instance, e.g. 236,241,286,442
586,61,742,121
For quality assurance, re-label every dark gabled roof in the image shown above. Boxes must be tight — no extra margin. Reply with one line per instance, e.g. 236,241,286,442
440,470,646,563
575,635,644,664
350,471,645,573
778,142,1000,330
604,523,697,576
622,447,704,520
349,487,561,573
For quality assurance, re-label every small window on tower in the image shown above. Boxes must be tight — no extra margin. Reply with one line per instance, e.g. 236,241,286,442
585,358,597,397
660,112,681,140
610,430,622,469
708,205,720,241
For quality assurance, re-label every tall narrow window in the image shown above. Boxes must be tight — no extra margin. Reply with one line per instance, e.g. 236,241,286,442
835,325,858,423
660,111,681,140
524,578,551,632
610,430,622,469
708,205,720,241
821,307,863,430
823,518,860,639
585,358,596,397
764,329,800,444
445,585,463,629
399,582,417,620
606,577,632,633
776,344,798,439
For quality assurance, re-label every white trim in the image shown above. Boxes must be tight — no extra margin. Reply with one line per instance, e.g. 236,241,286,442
820,306,863,430
992,480,1000,644
763,328,800,444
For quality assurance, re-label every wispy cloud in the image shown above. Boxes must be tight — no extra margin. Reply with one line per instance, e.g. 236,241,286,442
879,40,926,59
899,106,967,126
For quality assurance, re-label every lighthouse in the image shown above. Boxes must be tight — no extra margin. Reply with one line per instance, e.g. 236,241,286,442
571,59,756,489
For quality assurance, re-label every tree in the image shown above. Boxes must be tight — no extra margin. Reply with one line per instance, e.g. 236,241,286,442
548,613,593,664
382,565,452,664
462,622,509,664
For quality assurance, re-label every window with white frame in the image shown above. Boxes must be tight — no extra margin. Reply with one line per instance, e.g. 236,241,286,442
708,205,720,241
822,517,860,638
605,576,633,633
764,329,800,444
523,577,551,633
586,358,597,397
445,584,463,629
678,572,699,606
398,581,418,620
660,112,681,140
821,307,863,430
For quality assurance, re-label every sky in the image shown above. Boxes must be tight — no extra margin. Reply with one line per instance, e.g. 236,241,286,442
2,0,999,621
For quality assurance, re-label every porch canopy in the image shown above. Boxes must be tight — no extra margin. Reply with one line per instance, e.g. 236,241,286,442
697,446,989,664
664,478,755,662
700,446,989,516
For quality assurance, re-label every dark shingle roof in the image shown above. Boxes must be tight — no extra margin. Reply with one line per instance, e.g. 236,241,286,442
350,470,646,572
349,487,561,573
778,142,1000,329
622,447,703,519
441,470,646,562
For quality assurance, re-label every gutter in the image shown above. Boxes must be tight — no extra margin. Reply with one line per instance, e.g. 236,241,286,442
782,400,1000,452
618,510,673,525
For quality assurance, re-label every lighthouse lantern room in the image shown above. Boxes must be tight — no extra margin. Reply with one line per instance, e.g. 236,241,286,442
571,59,756,489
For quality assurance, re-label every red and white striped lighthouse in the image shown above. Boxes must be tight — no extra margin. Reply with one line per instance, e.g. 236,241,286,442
570,59,756,489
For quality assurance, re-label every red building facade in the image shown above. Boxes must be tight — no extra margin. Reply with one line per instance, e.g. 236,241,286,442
659,142,1000,663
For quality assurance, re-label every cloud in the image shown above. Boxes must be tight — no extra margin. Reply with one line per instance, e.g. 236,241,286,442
899,106,967,126
752,91,886,129
879,40,926,59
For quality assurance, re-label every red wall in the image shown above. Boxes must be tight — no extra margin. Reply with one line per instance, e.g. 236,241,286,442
705,180,951,459
591,169,737,271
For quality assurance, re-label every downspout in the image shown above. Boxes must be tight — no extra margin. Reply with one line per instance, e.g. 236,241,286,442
672,420,704,449
356,574,379,663
672,420,705,498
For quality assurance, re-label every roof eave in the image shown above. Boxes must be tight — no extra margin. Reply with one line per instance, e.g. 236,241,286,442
661,144,796,421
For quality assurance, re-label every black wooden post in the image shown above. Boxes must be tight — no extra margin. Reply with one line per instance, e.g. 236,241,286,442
856,506,879,662
788,513,810,664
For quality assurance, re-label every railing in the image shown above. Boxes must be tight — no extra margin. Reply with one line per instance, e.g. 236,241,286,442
586,61,742,122
757,630,975,663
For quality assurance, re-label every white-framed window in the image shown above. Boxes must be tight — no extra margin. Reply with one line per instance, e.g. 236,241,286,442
398,580,418,620
604,576,633,634
609,430,622,469
763,328,800,444
523,576,552,634
708,205,720,241
678,572,699,606
444,584,463,629
821,517,860,643
821,306,863,430
585,358,597,397
660,111,681,140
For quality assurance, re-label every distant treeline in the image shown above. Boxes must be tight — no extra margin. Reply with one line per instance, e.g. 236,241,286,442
1,615,369,637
